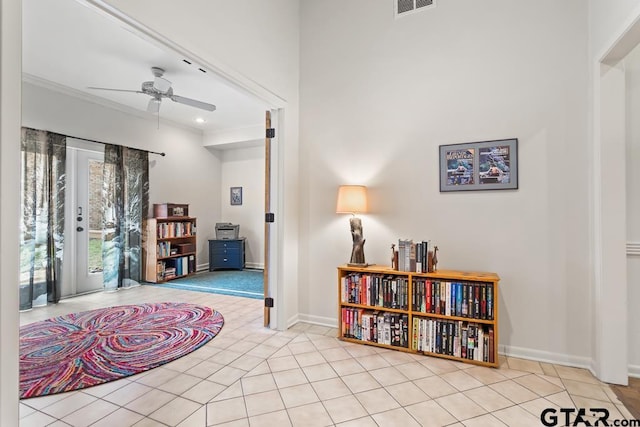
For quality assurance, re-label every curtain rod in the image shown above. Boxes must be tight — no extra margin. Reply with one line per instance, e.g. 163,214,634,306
48,131,166,157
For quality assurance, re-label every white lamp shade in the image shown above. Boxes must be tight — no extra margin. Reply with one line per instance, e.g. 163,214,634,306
336,185,368,214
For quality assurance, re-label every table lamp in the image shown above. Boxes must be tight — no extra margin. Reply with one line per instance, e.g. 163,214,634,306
336,185,369,266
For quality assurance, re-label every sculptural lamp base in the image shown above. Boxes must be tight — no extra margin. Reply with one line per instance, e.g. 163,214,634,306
335,185,370,268
347,262,369,268
347,216,367,266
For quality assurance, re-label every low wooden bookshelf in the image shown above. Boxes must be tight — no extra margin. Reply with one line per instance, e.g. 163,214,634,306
338,265,500,368
144,216,197,283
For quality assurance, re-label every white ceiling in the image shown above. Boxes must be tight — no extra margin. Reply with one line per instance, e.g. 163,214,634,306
22,0,268,133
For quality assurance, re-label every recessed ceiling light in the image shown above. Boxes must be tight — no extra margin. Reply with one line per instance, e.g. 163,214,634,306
195,117,206,124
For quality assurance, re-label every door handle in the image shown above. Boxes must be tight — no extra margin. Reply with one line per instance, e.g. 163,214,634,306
76,226,84,232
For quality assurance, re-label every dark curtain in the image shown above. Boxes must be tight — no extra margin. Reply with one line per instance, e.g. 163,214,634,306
102,144,149,290
19,128,66,310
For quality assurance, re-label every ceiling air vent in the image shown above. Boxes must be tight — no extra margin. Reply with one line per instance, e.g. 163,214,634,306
395,0,435,17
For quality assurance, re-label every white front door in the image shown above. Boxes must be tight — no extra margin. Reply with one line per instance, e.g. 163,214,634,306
74,148,105,294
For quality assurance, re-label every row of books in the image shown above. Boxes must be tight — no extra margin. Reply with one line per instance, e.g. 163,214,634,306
341,308,409,348
341,273,409,310
156,255,196,280
157,221,196,239
340,273,494,320
397,239,430,273
411,318,494,363
157,241,173,258
412,279,494,320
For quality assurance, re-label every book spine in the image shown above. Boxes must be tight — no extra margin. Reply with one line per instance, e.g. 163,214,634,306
372,313,378,343
462,283,468,317
487,283,494,320
488,327,495,363
461,326,468,359
468,283,474,318
448,321,455,356
474,284,480,319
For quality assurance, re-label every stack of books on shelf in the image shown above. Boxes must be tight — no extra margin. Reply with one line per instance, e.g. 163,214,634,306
156,255,196,281
157,221,195,238
157,241,172,258
397,239,430,272
341,272,408,309
411,318,494,363
412,279,494,320
341,308,409,348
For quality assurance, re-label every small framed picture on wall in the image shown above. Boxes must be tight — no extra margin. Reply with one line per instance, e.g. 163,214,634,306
230,187,243,205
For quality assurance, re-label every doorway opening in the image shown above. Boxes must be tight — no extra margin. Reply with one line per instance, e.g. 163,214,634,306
22,0,286,329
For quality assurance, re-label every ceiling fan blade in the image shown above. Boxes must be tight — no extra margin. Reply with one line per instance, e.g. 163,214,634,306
87,86,143,94
147,98,161,113
153,77,171,94
170,95,216,111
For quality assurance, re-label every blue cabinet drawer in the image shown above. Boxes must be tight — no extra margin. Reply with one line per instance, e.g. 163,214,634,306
209,238,246,270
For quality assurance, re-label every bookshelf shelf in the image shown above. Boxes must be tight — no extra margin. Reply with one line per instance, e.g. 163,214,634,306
339,337,416,353
156,236,196,242
157,252,196,261
144,215,197,283
338,264,500,368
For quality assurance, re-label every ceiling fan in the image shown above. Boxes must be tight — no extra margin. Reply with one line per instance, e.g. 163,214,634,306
88,66,216,114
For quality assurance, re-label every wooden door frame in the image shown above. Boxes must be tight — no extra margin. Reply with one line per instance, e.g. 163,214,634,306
264,111,272,326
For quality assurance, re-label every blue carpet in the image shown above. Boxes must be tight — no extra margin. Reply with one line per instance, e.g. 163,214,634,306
154,270,263,299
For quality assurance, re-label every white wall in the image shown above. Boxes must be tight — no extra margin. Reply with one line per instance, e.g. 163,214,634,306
626,45,640,375
22,82,222,270
219,146,265,268
102,0,301,328
0,0,22,424
299,0,591,365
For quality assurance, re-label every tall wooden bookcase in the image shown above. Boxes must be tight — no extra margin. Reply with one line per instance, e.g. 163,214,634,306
338,265,500,367
144,216,197,283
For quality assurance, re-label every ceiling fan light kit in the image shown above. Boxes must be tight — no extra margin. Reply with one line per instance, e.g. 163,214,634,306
88,66,216,114
147,98,161,114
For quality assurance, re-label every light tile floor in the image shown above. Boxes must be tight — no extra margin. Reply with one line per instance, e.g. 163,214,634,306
18,285,635,426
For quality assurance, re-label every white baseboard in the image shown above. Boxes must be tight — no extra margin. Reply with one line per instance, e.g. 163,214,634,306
295,313,338,329
502,346,640,380
591,359,598,380
629,364,640,378
195,263,263,272
245,262,264,270
500,344,593,371
287,314,299,329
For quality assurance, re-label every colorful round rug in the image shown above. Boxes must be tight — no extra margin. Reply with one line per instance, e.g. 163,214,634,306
19,302,224,399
